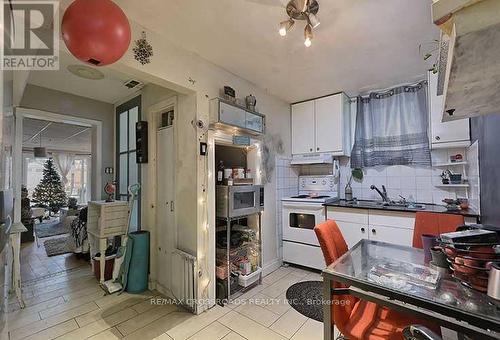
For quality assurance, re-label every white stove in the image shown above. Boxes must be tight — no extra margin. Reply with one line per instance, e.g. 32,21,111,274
281,175,339,204
281,175,339,270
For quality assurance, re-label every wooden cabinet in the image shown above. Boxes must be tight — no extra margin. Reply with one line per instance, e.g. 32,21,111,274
368,225,413,246
291,101,315,154
337,221,367,248
291,93,351,156
326,207,415,247
327,207,368,248
428,71,470,149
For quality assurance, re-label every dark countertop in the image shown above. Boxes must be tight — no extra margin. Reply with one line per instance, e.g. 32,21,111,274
323,199,480,218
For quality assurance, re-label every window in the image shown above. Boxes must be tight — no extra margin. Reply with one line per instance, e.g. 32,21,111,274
116,96,141,231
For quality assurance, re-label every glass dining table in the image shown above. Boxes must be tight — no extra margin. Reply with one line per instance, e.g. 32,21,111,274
322,239,500,340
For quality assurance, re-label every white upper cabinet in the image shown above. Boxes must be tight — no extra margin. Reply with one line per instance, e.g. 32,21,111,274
291,101,315,154
291,93,351,156
428,71,470,149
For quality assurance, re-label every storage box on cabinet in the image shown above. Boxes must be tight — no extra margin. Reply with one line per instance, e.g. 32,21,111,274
87,201,129,238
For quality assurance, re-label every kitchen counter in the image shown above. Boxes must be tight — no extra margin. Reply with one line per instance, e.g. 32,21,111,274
324,199,480,218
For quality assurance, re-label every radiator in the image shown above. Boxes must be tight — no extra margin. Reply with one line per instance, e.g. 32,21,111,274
171,249,197,311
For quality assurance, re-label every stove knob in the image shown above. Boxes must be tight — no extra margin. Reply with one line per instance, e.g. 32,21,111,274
322,180,326,185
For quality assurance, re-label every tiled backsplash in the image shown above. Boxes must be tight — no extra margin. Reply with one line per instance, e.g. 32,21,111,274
276,147,478,206
338,148,472,204
275,156,299,259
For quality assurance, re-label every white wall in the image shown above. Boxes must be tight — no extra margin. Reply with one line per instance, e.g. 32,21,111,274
112,20,290,312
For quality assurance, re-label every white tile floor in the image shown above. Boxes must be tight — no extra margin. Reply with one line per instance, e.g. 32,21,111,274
5,265,324,340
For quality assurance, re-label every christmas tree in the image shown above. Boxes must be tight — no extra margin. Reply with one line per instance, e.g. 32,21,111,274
32,158,68,213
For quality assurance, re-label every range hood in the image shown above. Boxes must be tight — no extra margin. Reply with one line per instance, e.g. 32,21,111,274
291,153,333,165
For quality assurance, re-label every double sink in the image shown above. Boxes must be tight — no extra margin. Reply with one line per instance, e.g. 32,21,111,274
345,200,426,211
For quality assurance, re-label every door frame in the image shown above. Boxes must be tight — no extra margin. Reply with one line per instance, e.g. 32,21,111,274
144,96,177,291
115,95,142,230
13,107,102,223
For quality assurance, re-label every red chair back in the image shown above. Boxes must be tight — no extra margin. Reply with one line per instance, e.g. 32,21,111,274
413,212,464,248
314,220,357,333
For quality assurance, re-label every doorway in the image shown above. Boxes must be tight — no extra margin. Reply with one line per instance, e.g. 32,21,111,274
13,108,102,283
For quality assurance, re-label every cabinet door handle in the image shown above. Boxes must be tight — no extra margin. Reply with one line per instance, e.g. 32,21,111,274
435,136,440,141
309,148,313,152
371,228,376,234
317,147,320,151
361,227,365,233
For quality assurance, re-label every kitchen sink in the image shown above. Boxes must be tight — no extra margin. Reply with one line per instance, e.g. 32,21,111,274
345,200,385,207
345,200,426,210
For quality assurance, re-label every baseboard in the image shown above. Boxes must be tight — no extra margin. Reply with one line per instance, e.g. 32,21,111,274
262,258,283,276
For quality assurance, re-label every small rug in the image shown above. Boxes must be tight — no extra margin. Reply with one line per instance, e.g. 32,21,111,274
286,281,323,322
44,236,75,257
35,220,69,238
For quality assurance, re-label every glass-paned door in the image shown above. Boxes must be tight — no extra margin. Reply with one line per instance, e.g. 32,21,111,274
116,96,141,231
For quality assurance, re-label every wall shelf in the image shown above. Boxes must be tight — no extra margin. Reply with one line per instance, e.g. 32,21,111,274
435,184,469,188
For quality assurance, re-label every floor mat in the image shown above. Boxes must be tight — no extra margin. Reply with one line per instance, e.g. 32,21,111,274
43,236,75,257
35,220,69,238
286,280,323,322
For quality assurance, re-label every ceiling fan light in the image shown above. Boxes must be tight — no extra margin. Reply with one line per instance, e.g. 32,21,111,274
279,18,294,37
308,13,320,28
304,23,313,47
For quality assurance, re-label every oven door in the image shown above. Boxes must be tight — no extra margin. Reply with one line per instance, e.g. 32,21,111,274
282,202,325,246
228,185,262,218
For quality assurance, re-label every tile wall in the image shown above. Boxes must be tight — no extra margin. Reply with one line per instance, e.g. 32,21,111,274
337,147,471,204
276,147,476,206
275,156,299,259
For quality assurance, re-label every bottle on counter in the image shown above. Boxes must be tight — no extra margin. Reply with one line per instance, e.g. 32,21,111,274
217,161,224,184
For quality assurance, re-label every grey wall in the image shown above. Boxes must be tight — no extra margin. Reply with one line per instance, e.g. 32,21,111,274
471,113,500,226
20,84,114,199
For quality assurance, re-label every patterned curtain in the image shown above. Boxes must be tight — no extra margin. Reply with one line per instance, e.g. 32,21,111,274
351,81,431,168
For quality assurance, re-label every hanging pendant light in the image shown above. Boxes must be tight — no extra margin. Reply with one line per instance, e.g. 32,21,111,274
279,18,295,37
34,132,47,158
304,24,313,47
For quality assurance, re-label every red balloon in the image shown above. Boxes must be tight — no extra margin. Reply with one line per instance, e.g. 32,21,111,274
62,0,131,66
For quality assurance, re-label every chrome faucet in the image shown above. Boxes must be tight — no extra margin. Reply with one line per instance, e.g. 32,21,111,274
370,185,389,202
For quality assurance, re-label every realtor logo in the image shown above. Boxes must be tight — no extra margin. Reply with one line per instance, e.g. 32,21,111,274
2,0,59,70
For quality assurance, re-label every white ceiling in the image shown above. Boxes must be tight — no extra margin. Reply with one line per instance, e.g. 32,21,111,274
27,51,145,104
117,0,439,102
23,117,91,153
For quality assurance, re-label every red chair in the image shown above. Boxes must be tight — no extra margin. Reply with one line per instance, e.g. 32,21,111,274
412,212,464,249
314,220,440,340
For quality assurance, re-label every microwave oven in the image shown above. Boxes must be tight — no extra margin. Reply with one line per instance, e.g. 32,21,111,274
216,185,264,218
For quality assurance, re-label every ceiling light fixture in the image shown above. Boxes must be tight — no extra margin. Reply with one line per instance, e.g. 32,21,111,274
279,18,294,36
278,0,320,47
67,64,105,80
304,24,313,47
34,131,47,158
